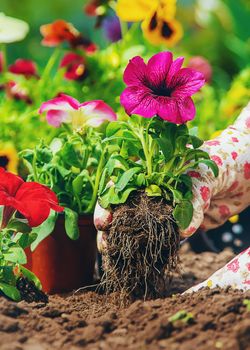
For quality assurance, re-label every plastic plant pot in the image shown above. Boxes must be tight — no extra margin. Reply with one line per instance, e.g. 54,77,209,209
25,215,97,294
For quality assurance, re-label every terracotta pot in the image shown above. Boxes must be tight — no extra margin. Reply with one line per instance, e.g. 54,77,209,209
25,215,97,294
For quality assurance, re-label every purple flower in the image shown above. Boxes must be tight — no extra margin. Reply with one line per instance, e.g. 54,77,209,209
102,16,122,43
120,51,205,124
39,94,117,131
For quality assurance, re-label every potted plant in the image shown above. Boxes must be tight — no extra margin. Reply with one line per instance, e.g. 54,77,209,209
95,51,219,299
0,167,63,301
21,94,117,293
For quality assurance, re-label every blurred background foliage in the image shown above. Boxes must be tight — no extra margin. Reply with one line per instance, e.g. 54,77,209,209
0,0,249,148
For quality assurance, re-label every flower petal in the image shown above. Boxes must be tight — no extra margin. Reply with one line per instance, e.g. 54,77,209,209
121,86,157,117
79,100,117,127
171,68,205,97
39,94,79,114
0,167,23,197
123,56,147,86
166,56,184,85
15,182,63,227
46,110,71,127
146,51,173,88
156,96,196,123
116,0,157,22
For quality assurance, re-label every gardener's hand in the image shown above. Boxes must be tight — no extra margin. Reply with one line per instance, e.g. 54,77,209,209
94,201,113,252
182,102,250,237
185,246,250,293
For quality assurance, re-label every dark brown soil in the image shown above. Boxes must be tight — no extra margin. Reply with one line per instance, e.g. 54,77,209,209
0,244,249,350
103,192,180,299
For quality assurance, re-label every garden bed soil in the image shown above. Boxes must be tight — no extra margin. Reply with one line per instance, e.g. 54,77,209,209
0,244,249,350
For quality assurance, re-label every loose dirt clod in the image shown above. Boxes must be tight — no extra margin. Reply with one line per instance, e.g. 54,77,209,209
17,277,48,303
101,192,180,300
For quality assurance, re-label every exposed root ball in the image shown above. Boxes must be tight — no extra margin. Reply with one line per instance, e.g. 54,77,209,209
101,192,180,300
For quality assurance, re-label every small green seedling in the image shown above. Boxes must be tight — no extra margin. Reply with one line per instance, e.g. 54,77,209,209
168,310,194,324
243,299,250,312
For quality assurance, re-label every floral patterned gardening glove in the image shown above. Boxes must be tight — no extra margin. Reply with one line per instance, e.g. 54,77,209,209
184,102,250,292
94,103,250,290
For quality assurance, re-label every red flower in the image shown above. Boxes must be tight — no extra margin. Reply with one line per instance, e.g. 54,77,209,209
9,59,38,78
0,168,63,228
231,151,238,160
227,258,240,273
40,20,97,53
60,53,86,81
40,20,80,47
210,155,223,166
200,186,210,202
244,162,250,180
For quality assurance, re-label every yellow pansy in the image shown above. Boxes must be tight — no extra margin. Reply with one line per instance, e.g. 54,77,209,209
142,14,182,46
116,0,182,46
0,144,18,174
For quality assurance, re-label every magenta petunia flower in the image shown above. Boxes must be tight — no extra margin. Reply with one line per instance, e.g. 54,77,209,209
120,51,205,124
39,94,117,131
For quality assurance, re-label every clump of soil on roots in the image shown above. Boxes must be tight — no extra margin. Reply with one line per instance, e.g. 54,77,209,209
101,191,180,300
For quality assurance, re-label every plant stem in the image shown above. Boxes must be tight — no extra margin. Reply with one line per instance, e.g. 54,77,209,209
86,147,106,213
39,47,60,90
32,151,38,182
0,44,7,74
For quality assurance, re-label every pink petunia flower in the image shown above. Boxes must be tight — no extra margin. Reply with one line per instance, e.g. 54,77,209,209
39,93,117,130
120,51,205,124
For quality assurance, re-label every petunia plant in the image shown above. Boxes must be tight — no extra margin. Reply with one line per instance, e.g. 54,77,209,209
0,168,63,301
98,52,219,230
21,94,117,242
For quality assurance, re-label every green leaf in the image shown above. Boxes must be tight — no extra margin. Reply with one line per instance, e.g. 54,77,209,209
115,187,137,204
169,310,194,324
98,167,108,195
60,143,82,168
3,246,27,264
7,219,31,234
106,121,127,137
173,201,193,230
169,188,183,203
155,137,173,162
0,282,21,301
200,159,219,177
72,170,89,195
20,266,42,290
185,149,210,162
136,173,146,186
115,167,141,192
31,211,58,251
64,208,79,240
14,232,38,249
189,135,204,149
145,184,162,197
